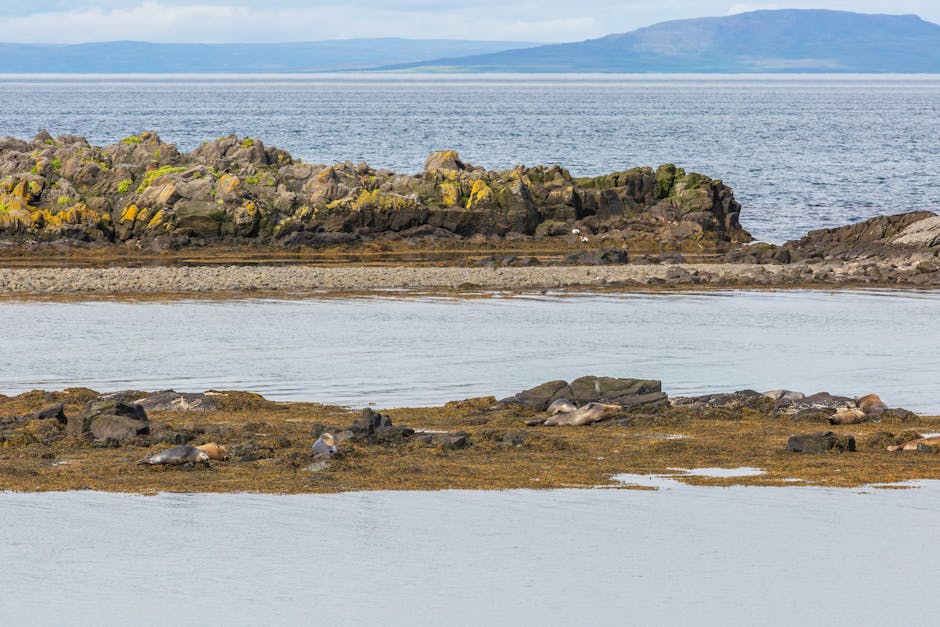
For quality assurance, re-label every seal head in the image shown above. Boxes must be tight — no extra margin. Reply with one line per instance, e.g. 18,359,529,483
312,432,338,456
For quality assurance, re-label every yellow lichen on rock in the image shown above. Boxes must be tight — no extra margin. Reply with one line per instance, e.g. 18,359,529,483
0,206,32,228
465,180,493,209
135,207,153,226
439,182,460,207
351,189,416,211
120,204,140,224
146,209,165,229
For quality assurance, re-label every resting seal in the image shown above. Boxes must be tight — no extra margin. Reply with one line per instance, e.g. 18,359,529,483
763,390,805,401
543,402,621,426
547,399,578,415
195,442,229,461
856,394,888,416
138,445,210,467
828,408,868,425
887,435,940,451
312,433,338,456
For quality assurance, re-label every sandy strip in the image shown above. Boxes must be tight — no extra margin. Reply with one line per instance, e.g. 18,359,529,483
0,263,800,296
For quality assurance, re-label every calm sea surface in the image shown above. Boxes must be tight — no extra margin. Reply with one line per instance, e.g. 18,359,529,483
5,484,940,626
2,289,939,412
1,74,939,242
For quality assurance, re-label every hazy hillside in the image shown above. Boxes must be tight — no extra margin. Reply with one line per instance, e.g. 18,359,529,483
0,39,538,73
383,10,940,72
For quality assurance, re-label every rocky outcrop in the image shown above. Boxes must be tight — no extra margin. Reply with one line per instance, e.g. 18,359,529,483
68,399,150,442
786,431,856,453
782,211,937,262
727,211,940,267
0,133,750,251
131,390,219,412
503,376,664,411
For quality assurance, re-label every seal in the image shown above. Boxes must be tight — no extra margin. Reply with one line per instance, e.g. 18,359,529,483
887,435,940,451
195,442,229,461
763,390,805,401
547,399,578,415
856,393,888,416
312,432,338,456
828,408,868,425
138,445,210,467
544,402,621,426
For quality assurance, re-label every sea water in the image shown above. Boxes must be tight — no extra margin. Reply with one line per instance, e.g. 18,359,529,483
1,73,939,242
2,289,938,412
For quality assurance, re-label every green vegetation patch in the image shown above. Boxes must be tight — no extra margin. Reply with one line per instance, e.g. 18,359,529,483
136,165,186,193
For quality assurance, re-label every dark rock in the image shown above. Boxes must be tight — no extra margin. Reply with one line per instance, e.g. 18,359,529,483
502,380,573,411
916,443,940,454
786,431,856,453
563,248,629,266
672,390,772,412
863,431,898,450
172,200,222,237
349,408,393,435
667,390,771,420
372,425,416,445
660,251,686,264
416,431,471,449
132,390,219,412
880,408,919,423
33,403,67,424
617,392,670,412
503,377,665,412
568,376,662,404
499,429,529,447
773,392,854,417
783,211,936,262
665,267,694,283
68,399,148,436
89,414,150,442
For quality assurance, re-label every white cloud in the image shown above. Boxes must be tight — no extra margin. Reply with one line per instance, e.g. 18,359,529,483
0,1,604,43
1,1,938,44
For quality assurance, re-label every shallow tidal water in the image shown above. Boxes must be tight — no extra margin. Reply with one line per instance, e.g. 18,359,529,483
1,74,939,242
3,289,939,412
4,484,940,626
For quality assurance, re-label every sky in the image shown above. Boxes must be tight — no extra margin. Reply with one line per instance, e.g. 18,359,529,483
1,1,939,44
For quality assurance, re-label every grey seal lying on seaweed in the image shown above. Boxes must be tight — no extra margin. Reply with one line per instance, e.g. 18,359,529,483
138,445,210,467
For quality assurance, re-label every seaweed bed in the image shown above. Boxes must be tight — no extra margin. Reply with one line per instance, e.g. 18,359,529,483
2,388,939,494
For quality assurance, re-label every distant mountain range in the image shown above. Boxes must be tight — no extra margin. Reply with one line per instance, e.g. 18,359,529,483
2,10,939,74
0,39,538,73
385,10,940,73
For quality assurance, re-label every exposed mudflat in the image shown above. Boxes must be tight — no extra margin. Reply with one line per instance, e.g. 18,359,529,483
0,257,936,298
